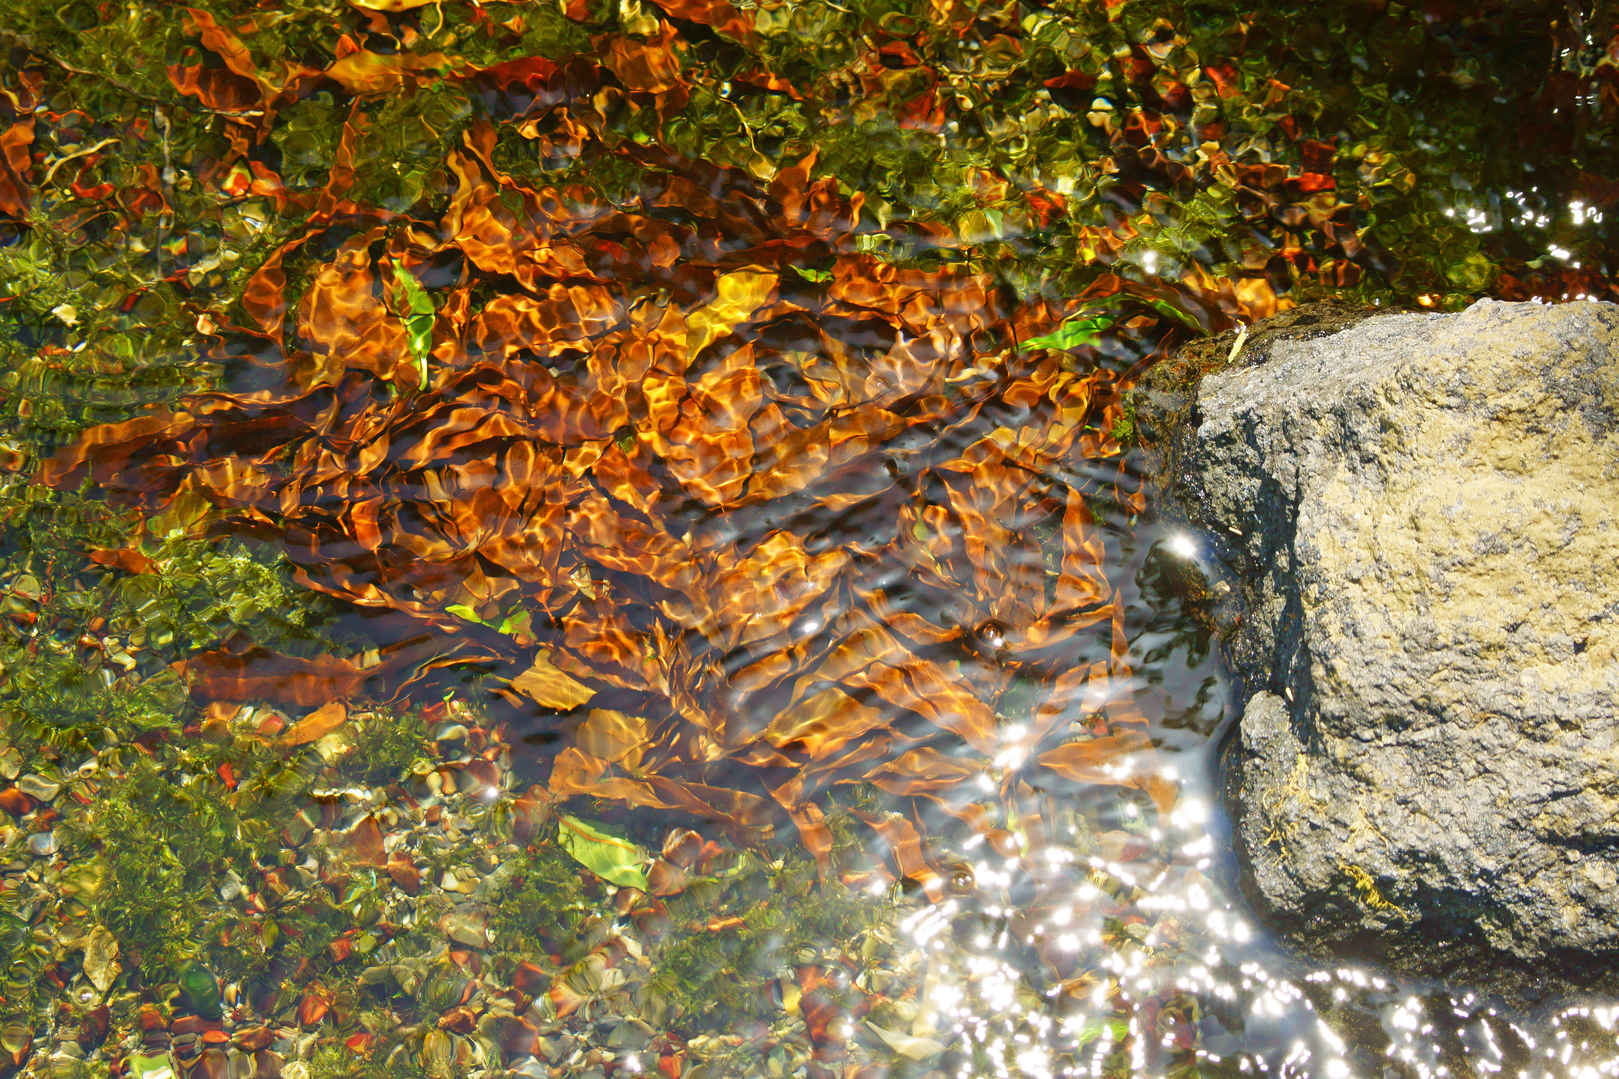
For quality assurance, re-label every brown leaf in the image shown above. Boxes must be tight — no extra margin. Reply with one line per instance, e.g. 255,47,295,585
346,0,436,11
386,852,422,895
324,51,456,96
852,808,935,885
575,709,649,769
179,649,369,710
1036,730,1154,785
649,0,754,39
603,26,684,94
343,815,386,866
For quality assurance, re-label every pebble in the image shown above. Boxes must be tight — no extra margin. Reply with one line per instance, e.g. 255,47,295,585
28,829,58,857
44,1049,85,1077
443,909,488,948
127,1051,177,1079
16,774,61,801
604,1018,653,1050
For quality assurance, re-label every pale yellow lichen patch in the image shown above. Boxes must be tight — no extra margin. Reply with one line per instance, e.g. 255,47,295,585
1339,861,1412,919
1260,755,1327,854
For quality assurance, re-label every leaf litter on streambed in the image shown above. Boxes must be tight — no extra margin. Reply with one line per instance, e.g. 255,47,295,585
26,74,1199,1079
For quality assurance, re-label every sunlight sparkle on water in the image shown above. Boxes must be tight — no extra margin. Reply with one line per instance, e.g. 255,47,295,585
849,703,1619,1079
1164,530,1199,560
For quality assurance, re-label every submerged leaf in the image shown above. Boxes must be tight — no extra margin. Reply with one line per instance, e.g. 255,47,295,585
557,814,650,890
865,1021,948,1060
82,925,121,994
127,1053,177,1079
281,701,349,746
391,262,436,389
1019,312,1117,352
178,964,222,1021
509,652,595,710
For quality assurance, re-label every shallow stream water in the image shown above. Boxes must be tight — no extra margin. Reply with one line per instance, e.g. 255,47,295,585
3,2,1619,1077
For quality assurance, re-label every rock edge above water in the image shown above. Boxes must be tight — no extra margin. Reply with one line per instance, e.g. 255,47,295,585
1151,298,1619,996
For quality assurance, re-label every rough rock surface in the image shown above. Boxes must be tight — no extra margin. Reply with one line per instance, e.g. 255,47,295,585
1165,298,1619,992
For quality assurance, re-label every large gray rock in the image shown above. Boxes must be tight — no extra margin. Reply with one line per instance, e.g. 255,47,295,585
1165,298,1619,992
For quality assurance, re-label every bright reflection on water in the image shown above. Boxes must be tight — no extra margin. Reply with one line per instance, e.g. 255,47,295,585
838,465,1619,1079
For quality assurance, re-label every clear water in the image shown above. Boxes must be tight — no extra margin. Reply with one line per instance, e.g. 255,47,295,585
2,2,1618,1077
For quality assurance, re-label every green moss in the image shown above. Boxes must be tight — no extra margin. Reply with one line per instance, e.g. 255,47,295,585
645,812,898,1028
344,708,435,789
485,827,603,962
0,480,343,755
0,891,60,1028
309,1038,436,1079
121,534,339,659
60,754,263,982
1109,396,1137,445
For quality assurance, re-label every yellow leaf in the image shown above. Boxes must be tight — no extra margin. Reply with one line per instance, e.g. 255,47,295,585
324,51,455,95
510,651,595,710
576,709,648,771
684,269,777,358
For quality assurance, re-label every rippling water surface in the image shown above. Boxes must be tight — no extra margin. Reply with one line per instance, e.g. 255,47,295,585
3,2,1619,1077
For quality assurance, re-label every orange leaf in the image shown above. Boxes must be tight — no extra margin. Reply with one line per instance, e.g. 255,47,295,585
575,709,649,769
343,815,386,866
0,117,34,219
510,651,595,710
324,51,454,95
603,27,684,94
87,547,159,575
282,701,349,746
1036,730,1153,785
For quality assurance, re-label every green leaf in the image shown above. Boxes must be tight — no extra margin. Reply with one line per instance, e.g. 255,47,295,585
391,263,436,389
445,603,530,637
791,265,832,283
1020,312,1117,351
1139,295,1201,329
496,609,533,636
128,1053,177,1079
1019,291,1201,353
557,814,650,890
393,262,435,317
444,603,481,623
